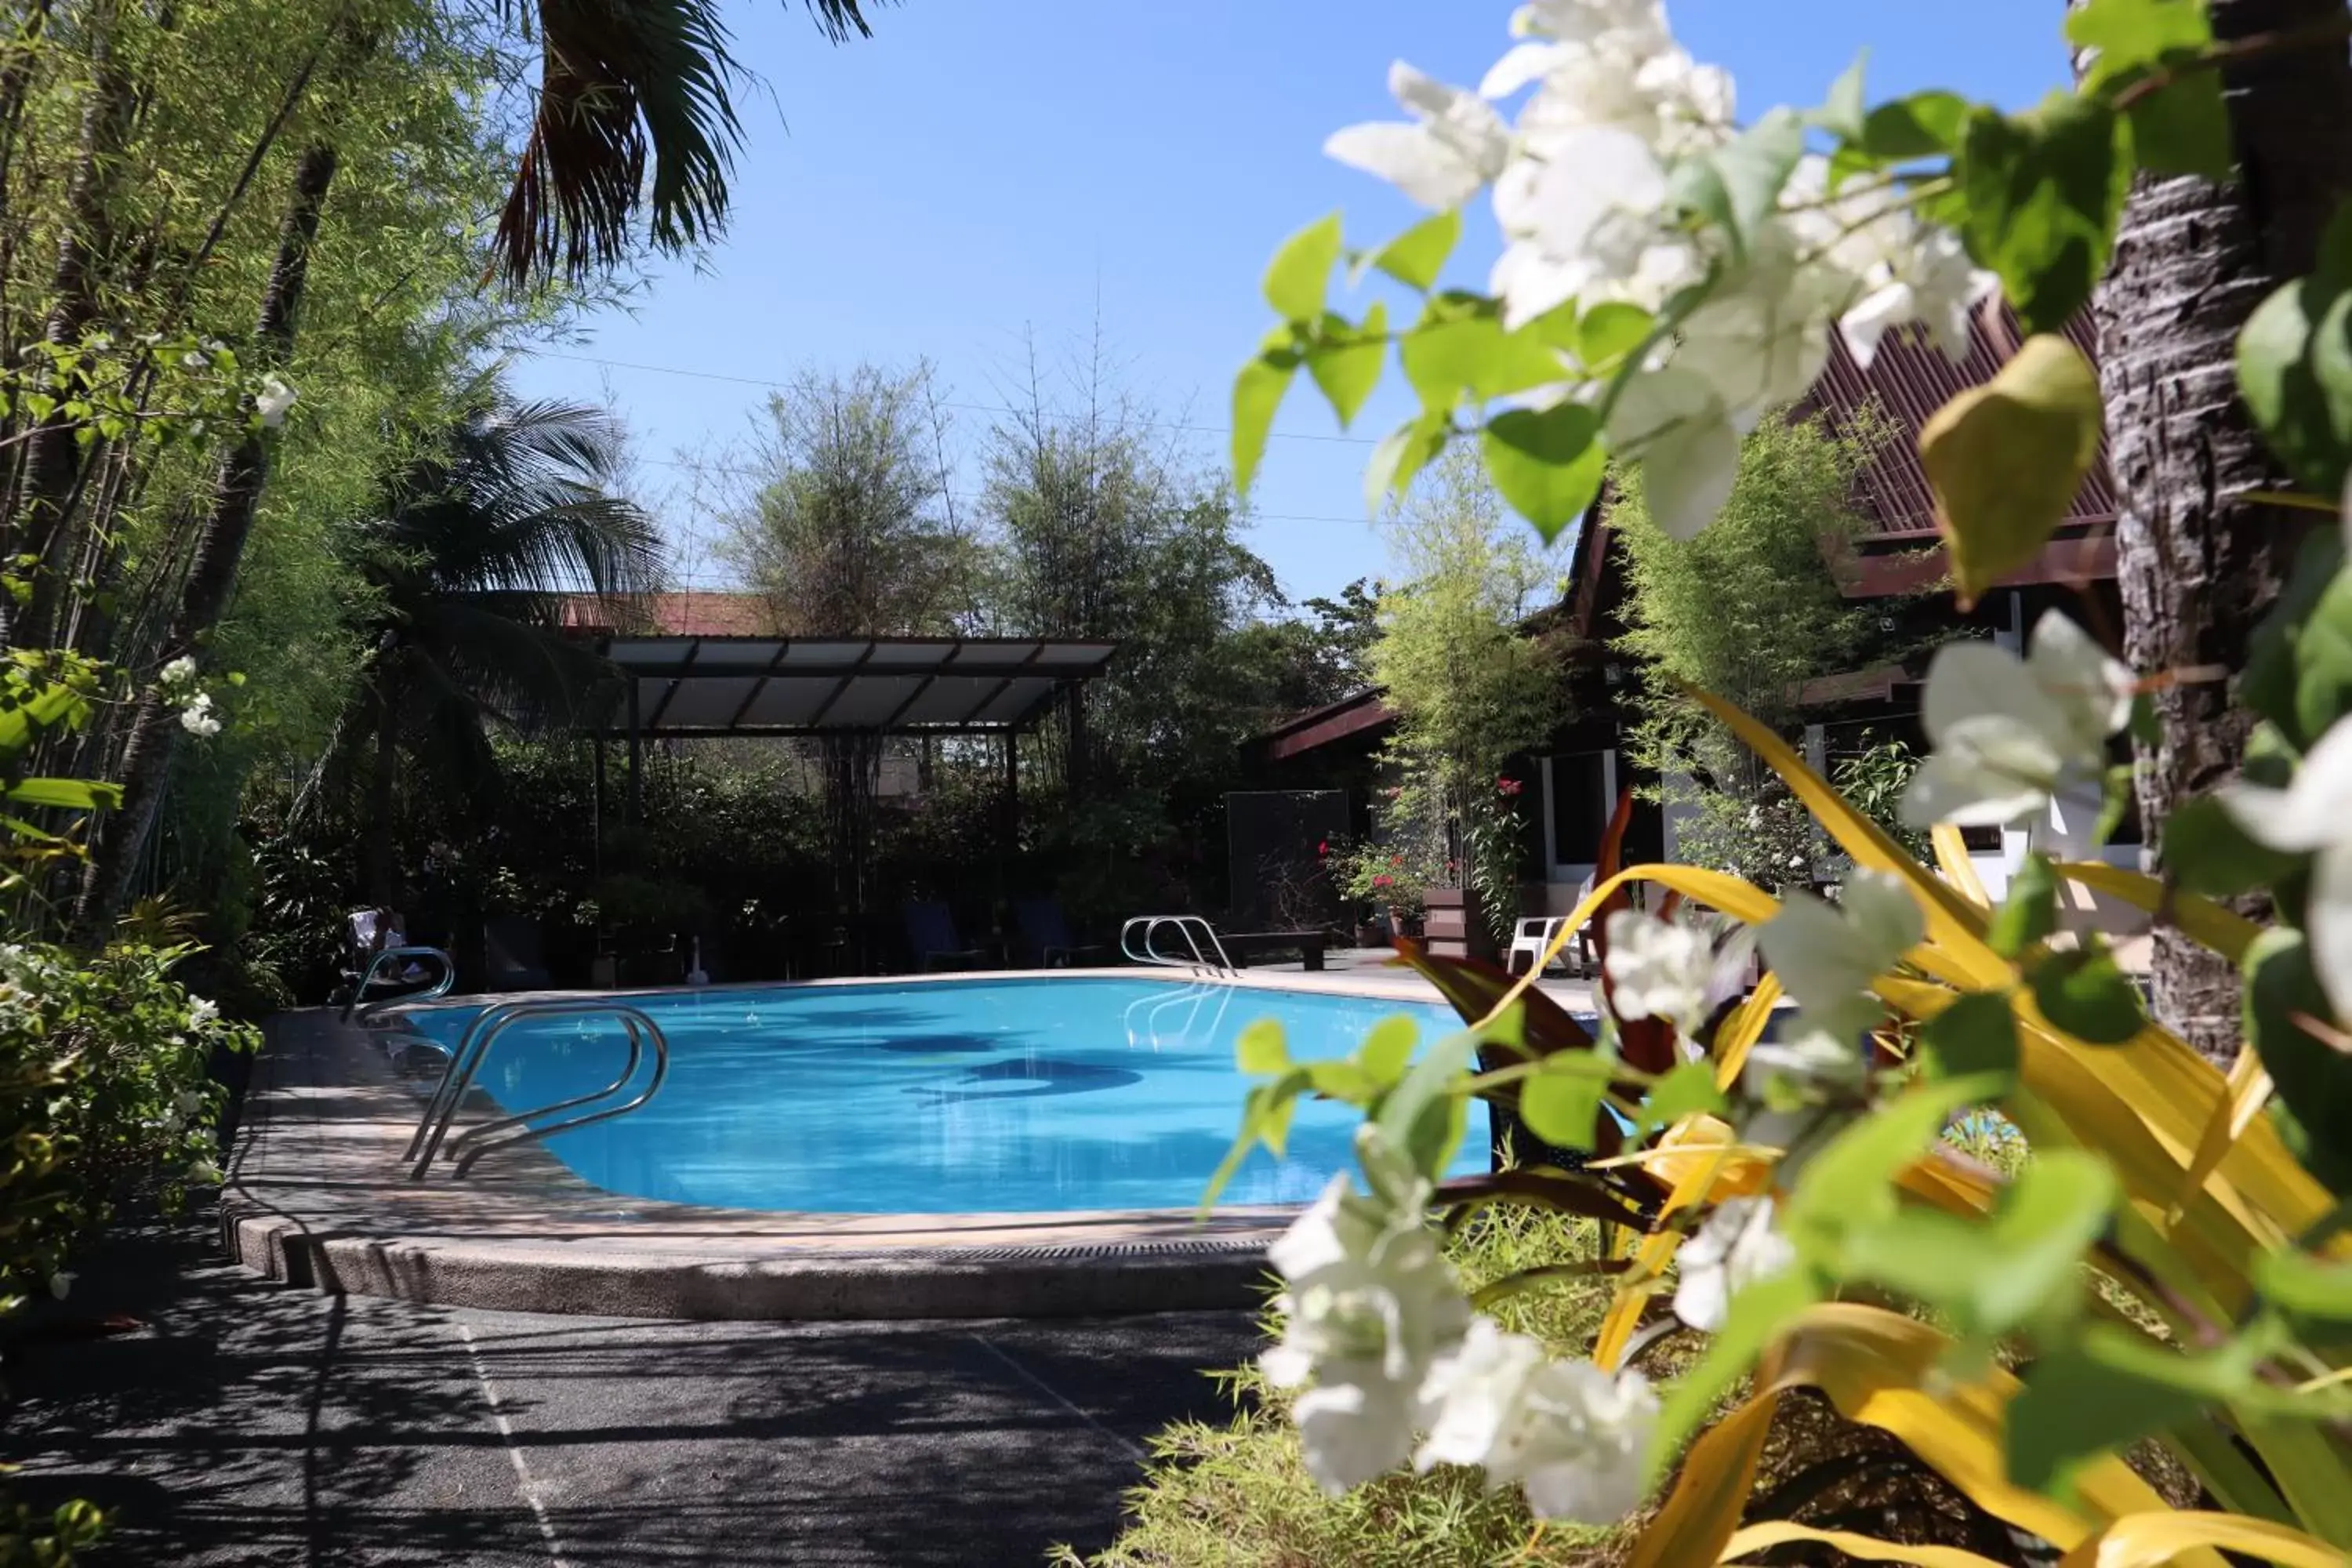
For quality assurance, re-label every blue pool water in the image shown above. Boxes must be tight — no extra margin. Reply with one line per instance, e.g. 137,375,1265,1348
394,978,1492,1214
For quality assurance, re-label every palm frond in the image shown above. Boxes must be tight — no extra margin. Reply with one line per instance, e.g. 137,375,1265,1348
494,0,891,286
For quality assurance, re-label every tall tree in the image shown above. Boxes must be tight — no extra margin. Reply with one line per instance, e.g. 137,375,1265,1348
296,389,663,901
2089,0,2352,1058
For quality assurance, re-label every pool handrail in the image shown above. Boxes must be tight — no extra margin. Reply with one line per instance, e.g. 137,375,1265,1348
1120,915,1236,976
343,946,456,1024
1122,977,1235,1051
403,999,670,1181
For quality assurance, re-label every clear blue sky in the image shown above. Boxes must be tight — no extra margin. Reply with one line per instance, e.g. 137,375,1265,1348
507,0,2074,605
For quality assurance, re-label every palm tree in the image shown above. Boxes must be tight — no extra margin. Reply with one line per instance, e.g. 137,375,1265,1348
2089,0,2352,1058
296,387,664,901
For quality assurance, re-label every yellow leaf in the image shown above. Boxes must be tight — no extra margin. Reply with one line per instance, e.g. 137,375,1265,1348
2049,860,2260,965
1933,823,1992,908
1682,686,2008,985
2172,1041,2276,1228
2056,1511,2352,1568
1595,1117,1769,1370
1628,1390,1780,1568
1764,1305,2214,1558
1722,1521,2017,1566
1919,333,2103,608
1713,971,1781,1091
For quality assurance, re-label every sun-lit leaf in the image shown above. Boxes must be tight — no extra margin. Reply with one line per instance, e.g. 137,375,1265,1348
1363,408,1451,512
1364,209,1460,292
1989,852,2060,958
1811,50,1868,141
1719,1522,2013,1566
2238,274,2352,498
2245,532,2348,746
1399,292,1566,410
1577,301,1654,369
1628,1387,1782,1568
1262,212,1342,322
1232,328,1301,496
2009,1323,2257,1496
1518,1051,1616,1151
1922,989,2020,1079
2071,1512,2352,1568
1482,402,1604,539
2,776,120,811
1637,1059,1729,1134
2161,796,2306,900
1236,1018,1288,1075
1374,1026,1476,1181
2067,0,2230,179
1305,302,1388,429
1358,1014,1420,1087
2028,941,2144,1045
1667,107,1806,260
1956,94,2129,335
2256,1246,2352,1320
1919,334,2104,606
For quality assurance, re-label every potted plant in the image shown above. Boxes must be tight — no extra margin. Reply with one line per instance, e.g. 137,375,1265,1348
1331,840,1430,941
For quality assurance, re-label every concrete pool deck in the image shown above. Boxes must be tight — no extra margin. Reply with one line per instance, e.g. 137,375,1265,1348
225,966,1581,1320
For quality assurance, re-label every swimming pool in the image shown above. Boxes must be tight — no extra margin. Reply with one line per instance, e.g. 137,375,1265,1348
392,978,1493,1214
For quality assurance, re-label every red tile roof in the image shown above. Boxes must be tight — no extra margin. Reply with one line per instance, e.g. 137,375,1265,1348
559,592,773,638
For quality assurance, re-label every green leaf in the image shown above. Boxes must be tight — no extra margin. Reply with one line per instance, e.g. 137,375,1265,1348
2008,1326,2216,1495
1577,302,1654,369
1850,1150,2115,1338
2,776,120,811
1922,989,2020,1079
1263,212,1343,322
1399,292,1564,411
1858,90,1972,159
2029,941,2145,1045
1957,93,2129,335
1812,50,1868,142
2246,530,2347,744
1364,409,1451,511
2257,1247,2352,1320
1232,329,1301,496
2239,274,2352,495
1636,1059,1728,1134
1785,1075,2009,1239
2243,927,2352,1198
1305,1059,1380,1105
1305,302,1388,430
1481,403,1604,539
1989,853,2060,957
1202,1066,1312,1210
1236,1018,1289,1075
1667,107,1806,259
2065,0,2212,81
1358,1014,1420,1088
1375,1027,1476,1181
1648,1269,1823,1483
1518,1052,1615,1152
1918,334,2105,604
2161,795,2305,898
1366,210,1460,292
2122,73,2230,180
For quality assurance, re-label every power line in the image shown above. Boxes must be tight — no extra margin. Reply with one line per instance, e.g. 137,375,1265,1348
519,348,1386,448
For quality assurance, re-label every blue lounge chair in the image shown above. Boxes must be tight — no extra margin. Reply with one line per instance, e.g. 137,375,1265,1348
1013,898,1105,967
903,901,989,971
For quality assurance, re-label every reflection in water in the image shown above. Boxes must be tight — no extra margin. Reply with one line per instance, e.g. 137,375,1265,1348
397,978,1508,1214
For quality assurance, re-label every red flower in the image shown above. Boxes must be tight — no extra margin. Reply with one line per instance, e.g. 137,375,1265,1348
1497,776,1523,797
1316,840,1330,858
1372,873,1394,889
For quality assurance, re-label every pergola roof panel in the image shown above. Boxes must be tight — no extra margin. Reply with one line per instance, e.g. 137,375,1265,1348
604,635,1115,736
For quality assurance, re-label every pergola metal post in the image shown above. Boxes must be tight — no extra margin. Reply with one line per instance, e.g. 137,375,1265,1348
626,677,643,827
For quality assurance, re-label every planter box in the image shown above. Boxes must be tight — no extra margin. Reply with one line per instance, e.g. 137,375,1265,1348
1422,887,1500,964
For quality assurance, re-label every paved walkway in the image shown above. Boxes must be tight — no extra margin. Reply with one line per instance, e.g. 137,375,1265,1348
3,1218,1260,1566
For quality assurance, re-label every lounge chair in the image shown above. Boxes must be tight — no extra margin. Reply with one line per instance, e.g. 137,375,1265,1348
1013,898,1105,967
903,901,989,971
1506,916,1571,977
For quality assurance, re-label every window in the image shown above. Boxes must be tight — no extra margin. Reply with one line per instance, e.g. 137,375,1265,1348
1550,753,1611,866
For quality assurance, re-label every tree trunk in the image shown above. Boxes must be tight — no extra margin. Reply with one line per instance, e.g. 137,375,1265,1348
367,668,398,905
6,4,133,648
2092,0,2352,1060
74,141,339,934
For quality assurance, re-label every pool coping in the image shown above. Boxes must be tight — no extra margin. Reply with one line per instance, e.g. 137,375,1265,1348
226,968,1538,1320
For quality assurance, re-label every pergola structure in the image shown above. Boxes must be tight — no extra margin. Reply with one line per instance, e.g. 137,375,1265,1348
590,637,1116,896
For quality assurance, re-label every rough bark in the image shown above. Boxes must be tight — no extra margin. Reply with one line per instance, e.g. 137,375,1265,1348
74,141,339,933
2092,0,2352,1060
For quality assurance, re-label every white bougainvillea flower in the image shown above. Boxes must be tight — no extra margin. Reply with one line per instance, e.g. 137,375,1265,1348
1603,910,1713,1035
256,375,296,428
2223,717,2352,1018
48,1271,74,1300
189,996,220,1028
159,655,197,687
1490,124,1681,328
1415,1316,1548,1472
1261,1174,1472,1492
1756,869,1922,1044
1900,611,2133,857
179,691,223,738
1326,62,1511,211
1835,226,1996,370
1606,365,1739,540
1416,1318,1655,1523
1671,1195,1796,1332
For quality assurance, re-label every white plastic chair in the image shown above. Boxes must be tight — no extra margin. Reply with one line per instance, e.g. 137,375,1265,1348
1507,916,1569,977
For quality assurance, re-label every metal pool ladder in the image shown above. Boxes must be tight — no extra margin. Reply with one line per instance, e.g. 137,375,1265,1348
343,945,457,1024
404,999,670,1181
1120,916,1236,977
